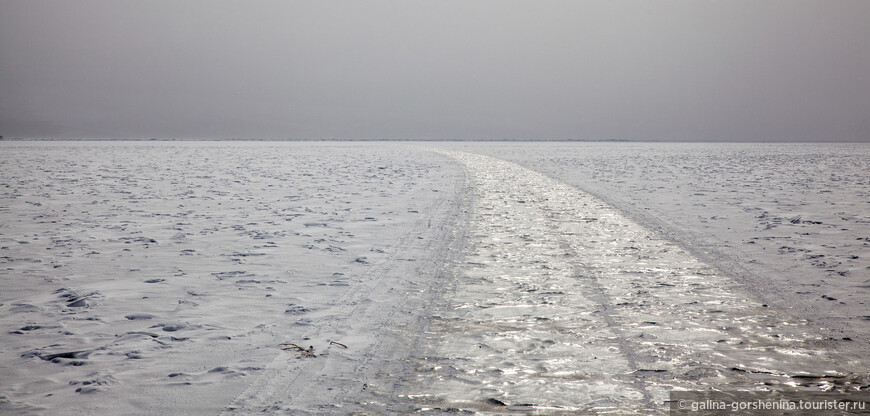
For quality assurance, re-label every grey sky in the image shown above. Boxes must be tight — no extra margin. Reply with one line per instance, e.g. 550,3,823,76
1,0,868,141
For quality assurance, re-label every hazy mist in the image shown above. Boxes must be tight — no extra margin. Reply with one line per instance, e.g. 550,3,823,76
1,0,868,141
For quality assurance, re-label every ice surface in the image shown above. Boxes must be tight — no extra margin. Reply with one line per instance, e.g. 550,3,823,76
1,141,868,415
398,149,869,415
437,142,870,347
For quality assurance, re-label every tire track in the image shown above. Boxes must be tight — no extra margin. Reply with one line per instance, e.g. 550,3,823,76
219,153,469,415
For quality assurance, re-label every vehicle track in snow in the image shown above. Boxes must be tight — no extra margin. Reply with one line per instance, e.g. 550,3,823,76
218,152,469,415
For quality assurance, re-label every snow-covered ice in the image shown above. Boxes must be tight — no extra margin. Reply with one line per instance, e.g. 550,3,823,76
1,141,868,415
0,142,465,414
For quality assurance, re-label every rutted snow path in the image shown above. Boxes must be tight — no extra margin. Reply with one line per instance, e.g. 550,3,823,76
216,157,467,415
404,151,868,415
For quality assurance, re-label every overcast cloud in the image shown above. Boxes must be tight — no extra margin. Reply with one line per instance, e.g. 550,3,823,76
1,0,868,141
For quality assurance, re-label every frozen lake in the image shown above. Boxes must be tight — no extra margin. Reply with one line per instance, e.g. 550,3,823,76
1,141,868,415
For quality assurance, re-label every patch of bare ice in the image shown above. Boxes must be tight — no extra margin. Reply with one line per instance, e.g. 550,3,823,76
402,150,869,415
442,142,870,347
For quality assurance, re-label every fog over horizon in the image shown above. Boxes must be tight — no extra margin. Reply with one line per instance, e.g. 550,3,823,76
1,1,868,142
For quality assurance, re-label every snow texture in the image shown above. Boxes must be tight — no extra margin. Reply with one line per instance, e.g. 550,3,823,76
1,141,867,415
